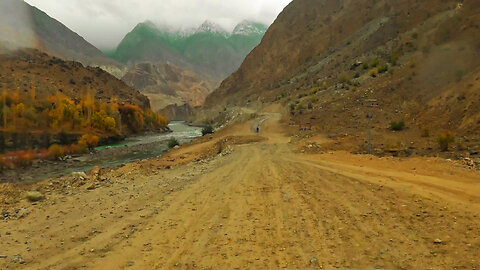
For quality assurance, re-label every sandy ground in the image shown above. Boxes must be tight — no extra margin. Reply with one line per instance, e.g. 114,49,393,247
1,111,480,269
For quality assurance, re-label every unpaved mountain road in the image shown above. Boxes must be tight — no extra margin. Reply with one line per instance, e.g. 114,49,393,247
1,113,480,269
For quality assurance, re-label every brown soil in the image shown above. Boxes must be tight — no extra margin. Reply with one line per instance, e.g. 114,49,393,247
1,108,480,269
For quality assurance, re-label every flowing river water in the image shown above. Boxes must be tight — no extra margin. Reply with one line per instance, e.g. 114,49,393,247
1,121,203,183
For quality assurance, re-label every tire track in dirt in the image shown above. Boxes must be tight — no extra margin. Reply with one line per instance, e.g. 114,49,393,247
2,112,480,269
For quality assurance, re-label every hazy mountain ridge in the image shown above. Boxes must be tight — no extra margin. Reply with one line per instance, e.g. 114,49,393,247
0,0,127,78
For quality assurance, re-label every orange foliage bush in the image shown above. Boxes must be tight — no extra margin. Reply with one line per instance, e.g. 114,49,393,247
71,141,88,154
118,104,145,133
14,150,35,167
1,91,168,137
48,144,64,159
79,134,99,150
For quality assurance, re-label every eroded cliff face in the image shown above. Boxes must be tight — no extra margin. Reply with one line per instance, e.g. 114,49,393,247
158,103,194,121
122,62,218,111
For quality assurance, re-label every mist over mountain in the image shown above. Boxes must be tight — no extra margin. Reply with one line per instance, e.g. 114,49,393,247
0,0,126,78
107,19,267,112
110,20,267,78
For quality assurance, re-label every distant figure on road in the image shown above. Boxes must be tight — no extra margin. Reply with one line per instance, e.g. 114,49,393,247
256,127,260,133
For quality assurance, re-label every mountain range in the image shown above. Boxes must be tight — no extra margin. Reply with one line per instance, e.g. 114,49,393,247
0,0,268,112
106,20,267,111
110,20,267,78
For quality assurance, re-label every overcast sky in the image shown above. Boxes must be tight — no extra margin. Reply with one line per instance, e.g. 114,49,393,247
23,0,292,49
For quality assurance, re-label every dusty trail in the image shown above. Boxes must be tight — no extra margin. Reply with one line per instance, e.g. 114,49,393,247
1,113,480,269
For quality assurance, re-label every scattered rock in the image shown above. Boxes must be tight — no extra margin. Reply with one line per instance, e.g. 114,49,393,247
434,239,443,244
17,208,29,219
72,172,88,181
0,255,7,259
11,254,25,264
90,166,101,180
310,257,318,265
86,183,96,190
25,191,45,202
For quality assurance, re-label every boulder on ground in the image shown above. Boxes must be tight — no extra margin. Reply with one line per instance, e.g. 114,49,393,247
25,191,44,202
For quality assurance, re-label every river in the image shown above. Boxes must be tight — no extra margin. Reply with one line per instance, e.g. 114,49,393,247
1,121,203,184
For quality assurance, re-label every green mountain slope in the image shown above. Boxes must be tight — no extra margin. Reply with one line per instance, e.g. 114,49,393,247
111,20,267,77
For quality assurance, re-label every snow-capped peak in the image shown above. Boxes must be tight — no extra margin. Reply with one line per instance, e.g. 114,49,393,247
196,20,228,34
232,20,267,35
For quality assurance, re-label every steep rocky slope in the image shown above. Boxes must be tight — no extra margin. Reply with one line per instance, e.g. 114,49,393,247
0,49,149,109
0,0,126,78
204,0,480,156
122,62,216,111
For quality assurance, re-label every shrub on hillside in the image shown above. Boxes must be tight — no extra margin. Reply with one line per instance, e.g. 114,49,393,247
390,52,400,66
437,132,455,152
370,59,380,68
390,121,405,131
378,64,389,74
202,126,214,136
421,127,430,138
168,138,179,149
339,76,351,84
289,103,295,112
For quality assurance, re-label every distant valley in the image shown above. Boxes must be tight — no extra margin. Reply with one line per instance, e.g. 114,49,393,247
106,20,267,112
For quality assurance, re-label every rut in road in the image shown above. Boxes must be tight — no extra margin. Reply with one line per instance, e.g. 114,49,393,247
2,113,479,270
89,143,479,269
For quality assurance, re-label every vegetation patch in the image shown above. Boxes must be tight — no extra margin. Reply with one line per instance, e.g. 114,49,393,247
202,126,214,136
437,132,455,152
168,138,180,149
389,121,406,131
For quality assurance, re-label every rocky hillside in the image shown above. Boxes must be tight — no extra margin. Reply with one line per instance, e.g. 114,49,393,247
0,0,126,78
111,20,267,78
205,0,480,156
0,49,149,109
122,62,215,111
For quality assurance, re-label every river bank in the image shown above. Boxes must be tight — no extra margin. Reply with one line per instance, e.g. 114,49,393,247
0,122,202,184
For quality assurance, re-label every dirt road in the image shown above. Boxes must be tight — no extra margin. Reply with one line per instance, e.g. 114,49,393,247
1,113,480,269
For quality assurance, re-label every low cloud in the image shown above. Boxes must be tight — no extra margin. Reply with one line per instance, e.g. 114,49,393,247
23,0,292,49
